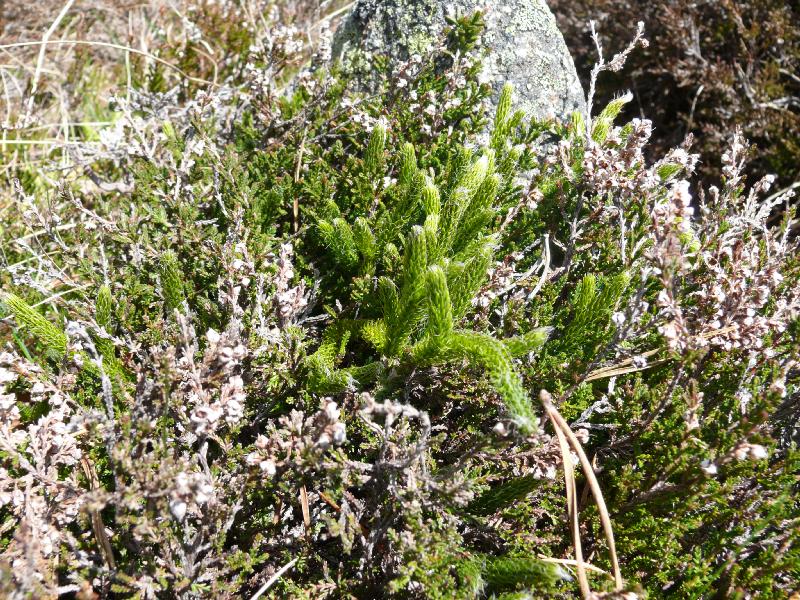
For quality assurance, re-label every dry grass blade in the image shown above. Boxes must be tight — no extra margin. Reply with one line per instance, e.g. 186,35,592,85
12,121,113,132
318,1,357,24
541,389,624,590
0,40,217,87
585,348,661,382
0,139,100,146
549,409,591,598
300,484,311,534
585,326,740,383
538,555,609,575
27,0,75,117
250,557,299,600
293,129,308,233
80,457,115,570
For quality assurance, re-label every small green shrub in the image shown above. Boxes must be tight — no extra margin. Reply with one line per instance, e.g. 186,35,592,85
0,7,797,600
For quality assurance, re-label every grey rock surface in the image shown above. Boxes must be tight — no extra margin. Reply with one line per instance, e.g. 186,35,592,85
331,0,586,123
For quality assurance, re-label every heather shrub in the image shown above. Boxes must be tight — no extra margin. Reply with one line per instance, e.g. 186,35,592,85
0,6,798,599
550,0,800,190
